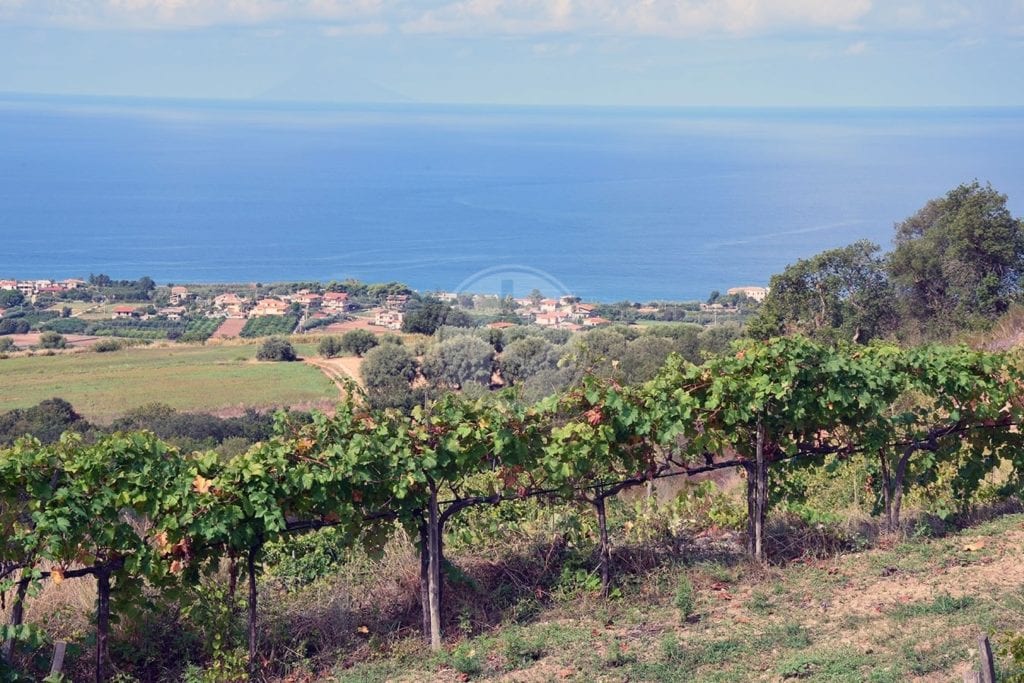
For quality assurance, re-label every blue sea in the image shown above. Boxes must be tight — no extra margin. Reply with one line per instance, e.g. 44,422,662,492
2,95,1023,302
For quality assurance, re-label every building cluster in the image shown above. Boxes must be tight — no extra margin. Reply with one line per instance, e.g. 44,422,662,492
210,289,352,320
512,296,610,331
4,275,769,338
0,278,87,299
726,286,769,302
373,294,409,330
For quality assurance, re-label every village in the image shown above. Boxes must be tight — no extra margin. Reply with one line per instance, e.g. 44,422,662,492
0,276,766,346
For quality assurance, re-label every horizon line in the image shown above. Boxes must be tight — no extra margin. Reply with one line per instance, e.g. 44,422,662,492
3,90,1024,112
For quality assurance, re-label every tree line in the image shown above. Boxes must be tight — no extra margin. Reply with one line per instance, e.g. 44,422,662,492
751,182,1024,343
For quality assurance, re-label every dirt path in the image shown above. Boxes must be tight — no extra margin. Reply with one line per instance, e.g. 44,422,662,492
304,356,364,398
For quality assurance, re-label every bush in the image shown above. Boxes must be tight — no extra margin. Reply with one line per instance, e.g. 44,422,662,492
256,337,297,362
0,398,89,445
674,575,695,620
37,331,66,349
339,329,378,357
93,338,124,353
0,318,30,335
318,335,344,358
0,337,13,353
446,642,484,676
41,317,88,334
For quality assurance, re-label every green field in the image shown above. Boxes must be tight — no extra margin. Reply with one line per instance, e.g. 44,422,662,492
0,342,337,422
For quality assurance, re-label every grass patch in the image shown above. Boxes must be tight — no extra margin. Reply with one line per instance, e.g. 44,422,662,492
746,589,774,615
889,593,975,621
0,342,335,420
757,621,813,649
775,648,876,681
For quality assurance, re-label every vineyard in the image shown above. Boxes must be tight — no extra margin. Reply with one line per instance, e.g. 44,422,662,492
2,336,1024,681
240,316,299,338
39,317,225,342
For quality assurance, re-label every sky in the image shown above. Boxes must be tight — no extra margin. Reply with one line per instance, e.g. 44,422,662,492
1,0,1023,106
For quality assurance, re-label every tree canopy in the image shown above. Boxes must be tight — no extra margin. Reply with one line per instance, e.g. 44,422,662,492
754,182,1024,343
751,240,894,343
889,181,1024,334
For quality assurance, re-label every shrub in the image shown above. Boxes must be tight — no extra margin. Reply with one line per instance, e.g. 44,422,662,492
501,630,545,670
41,317,88,334
0,337,14,353
446,642,484,676
37,331,67,349
339,329,378,357
318,335,344,358
0,398,89,445
93,338,124,353
256,337,297,362
674,574,695,619
0,318,30,335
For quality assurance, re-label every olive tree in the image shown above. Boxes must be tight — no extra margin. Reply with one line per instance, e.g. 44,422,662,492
421,335,495,390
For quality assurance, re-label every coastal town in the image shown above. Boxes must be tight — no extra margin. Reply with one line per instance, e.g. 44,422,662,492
0,275,767,352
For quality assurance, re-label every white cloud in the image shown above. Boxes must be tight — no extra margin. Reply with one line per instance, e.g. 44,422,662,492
401,0,873,37
322,21,389,36
846,39,868,54
1,0,1022,37
0,0,384,30
402,0,574,35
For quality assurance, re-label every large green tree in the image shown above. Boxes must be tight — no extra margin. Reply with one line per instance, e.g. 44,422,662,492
421,335,495,390
750,240,893,343
888,182,1024,334
361,343,420,410
402,298,473,335
498,336,562,385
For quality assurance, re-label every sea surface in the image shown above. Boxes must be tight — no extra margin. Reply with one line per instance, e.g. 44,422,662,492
2,95,1023,302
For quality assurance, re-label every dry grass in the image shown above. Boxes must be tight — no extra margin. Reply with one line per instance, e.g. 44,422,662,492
7,506,1024,682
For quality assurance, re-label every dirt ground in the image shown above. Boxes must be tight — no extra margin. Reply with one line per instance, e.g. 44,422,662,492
304,355,365,392
210,317,247,339
321,317,382,335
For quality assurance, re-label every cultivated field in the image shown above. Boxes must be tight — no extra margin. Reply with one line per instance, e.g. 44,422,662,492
211,317,247,339
0,341,338,422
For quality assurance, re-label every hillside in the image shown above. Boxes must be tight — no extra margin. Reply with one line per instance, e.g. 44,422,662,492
336,513,1024,682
